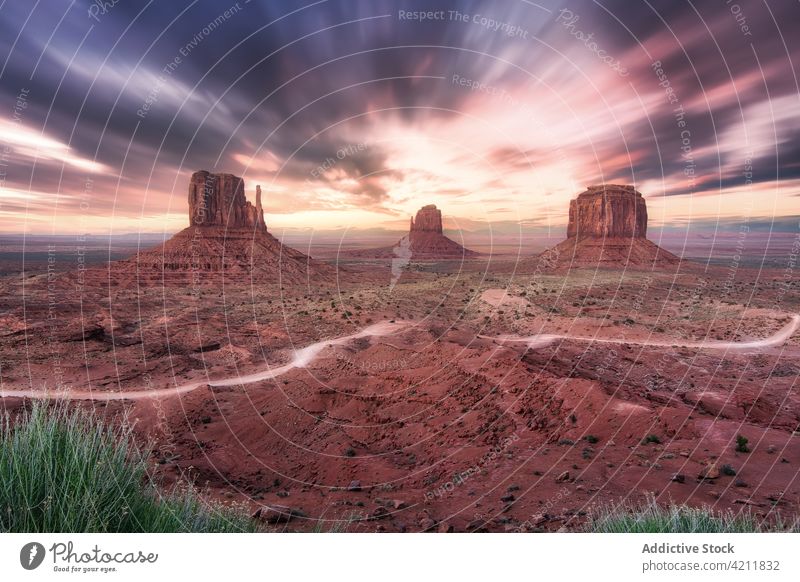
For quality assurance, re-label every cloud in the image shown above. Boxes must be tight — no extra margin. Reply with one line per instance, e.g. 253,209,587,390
0,119,110,174
0,0,797,232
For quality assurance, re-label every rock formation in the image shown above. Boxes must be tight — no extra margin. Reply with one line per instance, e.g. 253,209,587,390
410,204,443,233
345,204,479,260
99,171,331,285
188,171,267,231
547,185,679,268
566,184,647,239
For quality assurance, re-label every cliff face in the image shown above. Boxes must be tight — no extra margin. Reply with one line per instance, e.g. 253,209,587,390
566,184,647,240
542,184,680,269
410,205,443,234
188,170,266,231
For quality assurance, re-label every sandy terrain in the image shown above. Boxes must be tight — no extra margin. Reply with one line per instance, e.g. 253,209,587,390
1,256,799,532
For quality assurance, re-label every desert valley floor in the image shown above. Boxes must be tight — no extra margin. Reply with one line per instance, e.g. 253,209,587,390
1,253,799,532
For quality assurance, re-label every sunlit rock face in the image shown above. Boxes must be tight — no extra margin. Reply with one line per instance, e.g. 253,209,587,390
188,170,266,232
545,185,680,268
566,185,647,240
410,204,444,234
94,171,333,286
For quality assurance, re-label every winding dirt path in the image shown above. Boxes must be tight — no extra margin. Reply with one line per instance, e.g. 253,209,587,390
2,314,797,402
480,314,800,350
0,321,407,402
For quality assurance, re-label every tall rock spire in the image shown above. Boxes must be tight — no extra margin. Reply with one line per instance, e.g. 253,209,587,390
104,170,332,285
255,185,266,230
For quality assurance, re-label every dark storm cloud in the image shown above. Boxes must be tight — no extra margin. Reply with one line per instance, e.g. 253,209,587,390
1,0,798,227
584,0,800,196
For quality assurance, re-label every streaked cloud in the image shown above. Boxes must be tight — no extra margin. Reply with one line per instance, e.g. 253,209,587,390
0,0,797,234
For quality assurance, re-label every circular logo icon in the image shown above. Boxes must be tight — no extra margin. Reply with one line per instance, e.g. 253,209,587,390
20,542,46,570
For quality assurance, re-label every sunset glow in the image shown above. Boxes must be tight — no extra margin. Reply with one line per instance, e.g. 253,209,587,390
1,1,797,237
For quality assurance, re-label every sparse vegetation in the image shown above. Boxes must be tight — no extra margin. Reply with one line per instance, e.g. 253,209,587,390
641,434,661,445
587,497,798,533
736,434,751,453
312,510,364,532
0,403,256,533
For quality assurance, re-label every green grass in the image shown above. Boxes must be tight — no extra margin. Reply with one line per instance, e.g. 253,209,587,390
641,434,661,445
587,497,798,533
0,402,257,533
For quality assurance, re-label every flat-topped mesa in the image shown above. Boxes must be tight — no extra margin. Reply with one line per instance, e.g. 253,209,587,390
567,184,647,240
188,170,266,231
542,184,680,268
410,204,443,234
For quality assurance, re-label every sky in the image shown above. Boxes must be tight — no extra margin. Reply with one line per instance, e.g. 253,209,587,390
0,0,798,237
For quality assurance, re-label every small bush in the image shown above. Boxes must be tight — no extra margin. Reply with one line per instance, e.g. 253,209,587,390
736,434,750,453
584,435,599,444
642,434,661,445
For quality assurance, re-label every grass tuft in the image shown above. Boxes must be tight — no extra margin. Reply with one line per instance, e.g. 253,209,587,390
586,496,798,533
0,402,256,533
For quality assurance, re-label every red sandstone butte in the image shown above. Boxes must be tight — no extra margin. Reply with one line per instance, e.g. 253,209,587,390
567,184,647,239
347,204,478,259
549,184,680,268
188,171,267,232
410,204,444,233
93,171,332,285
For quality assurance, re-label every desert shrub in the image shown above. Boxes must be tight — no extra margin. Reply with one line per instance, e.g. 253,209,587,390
641,434,661,445
0,403,255,533
587,497,796,533
736,434,750,453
